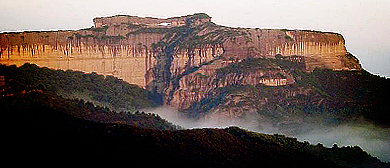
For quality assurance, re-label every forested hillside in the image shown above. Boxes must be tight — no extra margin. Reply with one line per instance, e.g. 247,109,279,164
1,63,388,167
2,88,387,167
0,63,160,111
184,58,390,127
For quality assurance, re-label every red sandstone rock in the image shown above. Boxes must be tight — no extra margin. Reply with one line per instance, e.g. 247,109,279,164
0,13,361,108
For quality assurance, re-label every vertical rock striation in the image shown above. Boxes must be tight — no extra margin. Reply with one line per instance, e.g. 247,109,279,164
0,13,361,109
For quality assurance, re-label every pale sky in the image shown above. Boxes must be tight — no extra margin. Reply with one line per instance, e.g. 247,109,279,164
1,0,389,77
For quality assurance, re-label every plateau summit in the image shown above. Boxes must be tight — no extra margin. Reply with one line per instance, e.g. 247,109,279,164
0,13,362,109
1,13,390,164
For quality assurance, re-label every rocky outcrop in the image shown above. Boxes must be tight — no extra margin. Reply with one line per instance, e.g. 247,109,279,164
0,13,213,87
93,13,211,36
0,13,362,110
168,57,299,110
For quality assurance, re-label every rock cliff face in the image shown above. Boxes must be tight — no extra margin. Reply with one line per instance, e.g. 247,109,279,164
0,13,361,110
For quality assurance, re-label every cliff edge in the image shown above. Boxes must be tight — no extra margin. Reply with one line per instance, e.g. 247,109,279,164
0,13,362,108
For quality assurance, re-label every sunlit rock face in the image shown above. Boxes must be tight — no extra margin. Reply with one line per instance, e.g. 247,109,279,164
0,13,361,109
0,29,165,87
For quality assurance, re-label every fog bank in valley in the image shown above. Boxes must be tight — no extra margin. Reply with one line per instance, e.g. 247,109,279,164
143,106,390,162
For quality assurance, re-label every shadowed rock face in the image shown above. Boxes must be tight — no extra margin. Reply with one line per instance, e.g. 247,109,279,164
0,13,361,108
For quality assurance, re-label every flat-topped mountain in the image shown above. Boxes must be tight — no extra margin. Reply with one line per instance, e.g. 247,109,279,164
0,13,361,108
1,14,389,163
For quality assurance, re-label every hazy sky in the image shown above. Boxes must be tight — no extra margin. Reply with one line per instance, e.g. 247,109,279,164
1,0,389,77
